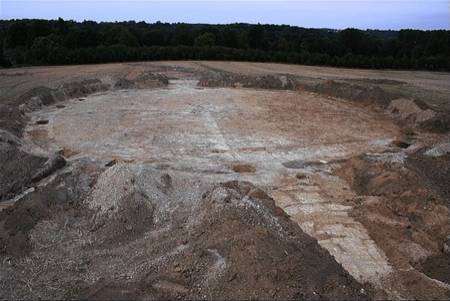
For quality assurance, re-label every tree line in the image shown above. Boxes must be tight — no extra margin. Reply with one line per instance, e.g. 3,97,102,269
0,18,449,70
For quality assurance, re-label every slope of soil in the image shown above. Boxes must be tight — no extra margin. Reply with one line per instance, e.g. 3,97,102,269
0,164,371,300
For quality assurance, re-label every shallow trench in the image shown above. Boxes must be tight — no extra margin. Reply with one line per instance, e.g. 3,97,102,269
24,79,403,291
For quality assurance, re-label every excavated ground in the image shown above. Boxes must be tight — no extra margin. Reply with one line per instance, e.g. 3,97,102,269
1,61,449,300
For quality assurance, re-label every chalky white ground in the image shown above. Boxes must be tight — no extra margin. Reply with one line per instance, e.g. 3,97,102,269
25,79,401,288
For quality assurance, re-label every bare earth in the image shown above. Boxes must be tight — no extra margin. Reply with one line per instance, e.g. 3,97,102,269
1,61,449,299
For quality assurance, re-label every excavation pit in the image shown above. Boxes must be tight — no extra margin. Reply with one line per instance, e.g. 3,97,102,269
25,80,398,184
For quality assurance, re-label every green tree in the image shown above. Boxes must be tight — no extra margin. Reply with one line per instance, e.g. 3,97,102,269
194,33,216,47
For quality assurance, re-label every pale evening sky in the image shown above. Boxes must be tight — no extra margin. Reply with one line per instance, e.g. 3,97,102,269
1,0,449,30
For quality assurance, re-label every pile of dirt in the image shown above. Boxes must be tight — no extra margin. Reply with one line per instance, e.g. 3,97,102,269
0,130,48,200
313,80,396,108
336,154,450,299
0,164,371,300
114,72,169,89
198,70,399,109
407,149,450,206
0,158,102,256
16,79,109,113
417,253,450,284
60,79,110,99
17,86,64,110
198,71,298,90
419,112,450,133
388,98,436,127
0,104,26,136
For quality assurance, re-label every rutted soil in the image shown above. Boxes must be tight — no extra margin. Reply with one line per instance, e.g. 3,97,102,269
1,61,450,299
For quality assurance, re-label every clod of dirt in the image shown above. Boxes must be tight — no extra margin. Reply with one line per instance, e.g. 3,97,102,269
105,159,118,167
231,163,256,173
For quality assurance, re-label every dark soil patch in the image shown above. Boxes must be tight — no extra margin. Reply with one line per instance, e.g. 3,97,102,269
391,140,411,149
283,160,326,169
0,130,47,200
407,152,450,206
419,112,450,133
231,163,256,173
36,119,49,125
0,104,26,136
417,253,450,284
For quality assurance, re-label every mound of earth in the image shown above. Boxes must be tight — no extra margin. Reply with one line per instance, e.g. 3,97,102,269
336,154,450,299
0,164,371,300
0,129,48,200
198,71,298,90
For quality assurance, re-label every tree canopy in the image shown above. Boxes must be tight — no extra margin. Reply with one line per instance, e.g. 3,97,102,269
1,18,449,70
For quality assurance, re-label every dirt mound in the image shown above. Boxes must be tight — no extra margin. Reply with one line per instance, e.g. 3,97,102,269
198,71,399,111
388,98,437,127
114,72,169,89
198,71,298,90
336,154,450,298
0,164,371,300
17,86,63,109
407,150,450,206
419,112,450,133
16,80,109,113
417,253,450,285
60,79,110,99
0,104,26,137
0,130,48,200
314,80,395,108
0,158,102,256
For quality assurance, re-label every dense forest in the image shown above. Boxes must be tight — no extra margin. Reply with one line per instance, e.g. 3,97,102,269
0,18,449,70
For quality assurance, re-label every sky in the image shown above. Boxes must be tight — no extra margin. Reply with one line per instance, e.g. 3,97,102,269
1,0,449,30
